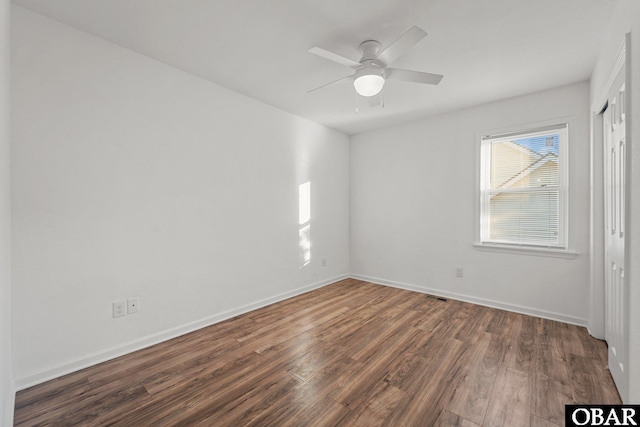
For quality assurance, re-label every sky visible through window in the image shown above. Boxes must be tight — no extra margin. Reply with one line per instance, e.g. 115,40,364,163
513,134,559,156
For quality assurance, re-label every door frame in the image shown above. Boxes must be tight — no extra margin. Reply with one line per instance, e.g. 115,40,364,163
589,33,630,401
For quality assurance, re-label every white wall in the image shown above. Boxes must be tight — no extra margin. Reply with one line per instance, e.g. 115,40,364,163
0,0,12,424
11,6,349,388
590,0,640,404
351,82,590,325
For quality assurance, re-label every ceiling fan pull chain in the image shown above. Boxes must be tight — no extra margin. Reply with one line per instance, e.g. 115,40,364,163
355,92,359,114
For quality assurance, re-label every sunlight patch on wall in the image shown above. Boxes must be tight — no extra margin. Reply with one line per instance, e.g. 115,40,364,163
299,181,311,267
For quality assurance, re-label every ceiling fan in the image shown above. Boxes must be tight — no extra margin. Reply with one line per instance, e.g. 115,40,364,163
307,26,443,102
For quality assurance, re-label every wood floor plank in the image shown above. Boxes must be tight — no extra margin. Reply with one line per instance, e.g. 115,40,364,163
246,356,360,426
337,381,406,427
412,298,451,332
484,307,510,336
446,332,501,425
287,342,344,381
140,342,256,397
18,382,152,427
406,293,436,311
483,367,532,427
14,279,622,427
344,309,421,363
247,305,351,355
174,371,301,427
532,331,574,426
531,371,573,427
255,329,323,360
530,414,561,427
192,371,301,426
381,291,430,319
90,316,253,384
328,314,387,352
453,304,493,344
161,336,335,425
383,338,469,427
89,334,244,390
434,409,482,427
235,297,349,343
514,314,536,372
500,312,524,369
381,327,432,389
104,351,268,426
288,354,362,407
283,396,351,427
553,322,586,359
242,393,307,427
330,326,421,410
14,374,90,411
13,377,91,425
567,353,621,404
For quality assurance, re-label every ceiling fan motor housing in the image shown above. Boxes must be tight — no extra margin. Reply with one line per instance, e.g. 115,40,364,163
358,40,381,61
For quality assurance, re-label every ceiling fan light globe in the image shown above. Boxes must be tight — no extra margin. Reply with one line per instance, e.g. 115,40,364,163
354,75,384,97
353,66,385,97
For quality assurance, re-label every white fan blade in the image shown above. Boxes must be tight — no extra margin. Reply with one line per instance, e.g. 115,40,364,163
368,95,381,107
307,74,354,93
377,26,427,66
307,47,361,69
386,68,443,85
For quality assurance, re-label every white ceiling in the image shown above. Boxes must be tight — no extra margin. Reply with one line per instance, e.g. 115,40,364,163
13,0,619,135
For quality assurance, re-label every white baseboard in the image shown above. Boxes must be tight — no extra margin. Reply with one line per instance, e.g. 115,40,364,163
350,274,588,327
14,274,349,391
585,321,606,341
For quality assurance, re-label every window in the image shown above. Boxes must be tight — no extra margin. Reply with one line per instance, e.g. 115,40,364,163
479,124,568,249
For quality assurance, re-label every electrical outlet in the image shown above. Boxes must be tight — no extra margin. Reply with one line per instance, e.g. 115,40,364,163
322,258,327,267
127,297,139,314
455,267,464,278
113,300,126,318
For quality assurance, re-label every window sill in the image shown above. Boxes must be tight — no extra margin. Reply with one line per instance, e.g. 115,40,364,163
472,242,579,259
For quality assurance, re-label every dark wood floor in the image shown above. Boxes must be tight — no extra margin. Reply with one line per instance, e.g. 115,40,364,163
14,279,620,426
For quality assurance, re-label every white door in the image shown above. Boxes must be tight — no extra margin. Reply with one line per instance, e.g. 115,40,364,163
603,65,627,399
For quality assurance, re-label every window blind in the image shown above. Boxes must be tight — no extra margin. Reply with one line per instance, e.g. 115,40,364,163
480,124,567,248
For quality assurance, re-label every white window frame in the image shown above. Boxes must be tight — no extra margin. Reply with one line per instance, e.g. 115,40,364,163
475,121,577,258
